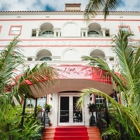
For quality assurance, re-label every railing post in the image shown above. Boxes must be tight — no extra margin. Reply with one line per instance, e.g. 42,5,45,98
34,98,38,119
20,96,27,128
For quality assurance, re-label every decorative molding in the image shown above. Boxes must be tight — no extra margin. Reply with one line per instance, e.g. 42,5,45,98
1,18,140,22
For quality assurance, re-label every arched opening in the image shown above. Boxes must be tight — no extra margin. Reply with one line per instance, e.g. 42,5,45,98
36,49,52,61
62,22,80,36
62,49,80,60
39,23,54,37
88,23,102,37
90,49,105,60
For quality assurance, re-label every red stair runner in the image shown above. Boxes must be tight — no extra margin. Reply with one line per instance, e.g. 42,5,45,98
54,126,88,140
42,126,102,140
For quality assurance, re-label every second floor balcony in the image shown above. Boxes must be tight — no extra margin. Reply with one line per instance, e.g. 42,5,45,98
31,22,110,38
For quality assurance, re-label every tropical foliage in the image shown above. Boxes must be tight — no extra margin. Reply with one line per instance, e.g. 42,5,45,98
0,105,42,140
0,37,56,139
84,0,120,19
77,29,140,139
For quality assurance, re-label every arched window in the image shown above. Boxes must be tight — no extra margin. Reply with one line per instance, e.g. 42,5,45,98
39,22,54,37
88,30,99,37
90,49,105,60
88,23,102,37
40,56,52,61
41,30,54,37
36,49,52,61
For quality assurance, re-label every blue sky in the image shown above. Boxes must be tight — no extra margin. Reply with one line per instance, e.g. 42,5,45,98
0,0,139,11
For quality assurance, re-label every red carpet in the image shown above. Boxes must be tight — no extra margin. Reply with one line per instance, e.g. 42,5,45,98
54,126,89,140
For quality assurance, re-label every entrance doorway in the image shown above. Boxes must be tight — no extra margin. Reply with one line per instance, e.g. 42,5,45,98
58,94,84,125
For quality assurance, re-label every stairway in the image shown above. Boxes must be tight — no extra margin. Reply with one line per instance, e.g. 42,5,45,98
54,126,88,140
42,126,102,140
87,126,102,140
42,127,55,140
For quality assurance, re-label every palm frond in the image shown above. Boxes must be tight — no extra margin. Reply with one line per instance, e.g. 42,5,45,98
103,0,119,19
84,0,104,20
82,56,126,92
0,37,57,104
0,36,24,91
84,0,119,19
15,62,58,99
77,88,140,134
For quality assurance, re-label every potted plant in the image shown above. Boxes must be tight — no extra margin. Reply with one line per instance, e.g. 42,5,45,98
44,104,52,112
87,103,97,126
87,103,96,112
37,105,42,112
44,104,52,127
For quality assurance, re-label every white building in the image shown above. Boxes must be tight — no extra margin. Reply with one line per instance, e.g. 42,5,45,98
0,3,140,127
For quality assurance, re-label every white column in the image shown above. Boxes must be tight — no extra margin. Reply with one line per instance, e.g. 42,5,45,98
54,31,56,37
82,31,84,37
52,93,58,126
85,31,88,37
102,28,106,37
85,96,90,126
58,32,61,37
36,29,40,37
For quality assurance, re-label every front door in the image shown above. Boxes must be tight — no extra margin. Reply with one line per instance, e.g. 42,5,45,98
58,94,84,125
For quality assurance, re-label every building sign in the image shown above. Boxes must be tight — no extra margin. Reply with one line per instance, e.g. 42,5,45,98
55,65,93,79
0,39,139,47
54,65,111,84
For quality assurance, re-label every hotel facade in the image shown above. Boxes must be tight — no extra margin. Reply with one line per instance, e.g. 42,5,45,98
0,3,140,127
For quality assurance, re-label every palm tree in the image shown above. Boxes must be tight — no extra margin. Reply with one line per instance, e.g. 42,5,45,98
0,36,57,105
0,37,57,139
84,0,120,19
77,29,140,139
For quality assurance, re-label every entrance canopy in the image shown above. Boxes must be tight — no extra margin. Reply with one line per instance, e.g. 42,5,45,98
27,65,113,98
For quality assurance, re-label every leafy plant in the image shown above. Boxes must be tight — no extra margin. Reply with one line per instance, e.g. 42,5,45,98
44,104,52,109
37,105,43,112
0,104,42,140
77,29,140,139
84,0,120,19
0,37,56,139
87,103,96,111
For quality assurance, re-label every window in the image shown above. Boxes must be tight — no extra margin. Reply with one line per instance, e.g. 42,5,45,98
88,30,99,37
95,95,105,105
9,26,22,35
40,56,52,61
0,26,2,33
41,30,54,37
109,57,114,61
118,26,131,32
105,29,110,36
27,57,32,61
32,29,36,37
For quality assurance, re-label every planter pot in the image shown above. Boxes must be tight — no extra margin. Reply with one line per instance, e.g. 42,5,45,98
89,107,96,112
45,108,50,112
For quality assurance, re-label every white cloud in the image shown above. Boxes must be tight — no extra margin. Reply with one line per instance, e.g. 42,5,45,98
0,0,88,11
116,0,140,11
40,0,88,11
0,0,139,11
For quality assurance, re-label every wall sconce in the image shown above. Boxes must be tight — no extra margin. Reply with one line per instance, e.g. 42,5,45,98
50,94,53,100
